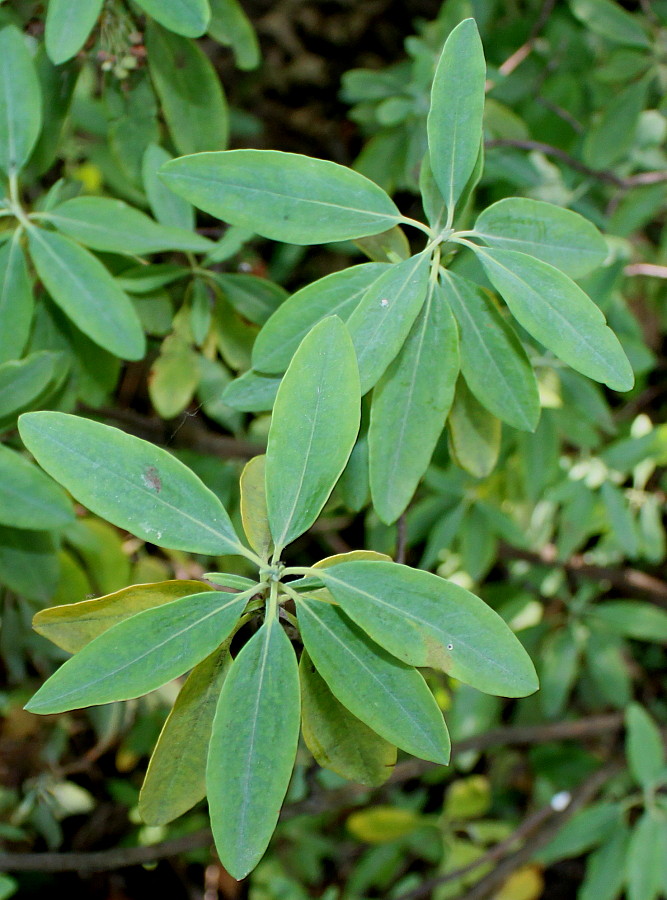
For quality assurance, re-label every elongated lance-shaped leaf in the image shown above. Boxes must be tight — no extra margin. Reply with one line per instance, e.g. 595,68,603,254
296,594,450,764
448,377,501,478
25,589,253,714
240,455,273,560
27,227,145,361
625,703,665,790
139,646,231,825
46,196,212,254
266,317,361,551
300,650,396,786
207,618,300,880
134,0,211,37
472,246,634,391
143,143,196,231
319,561,538,697
160,149,403,245
0,25,43,175
45,0,104,64
346,251,431,395
0,351,64,420
440,269,539,431
0,234,33,365
427,18,486,216
19,412,248,557
626,813,667,900
146,23,228,156
208,0,260,70
33,580,214,654
473,198,608,279
369,280,459,523
0,444,73,531
252,263,389,375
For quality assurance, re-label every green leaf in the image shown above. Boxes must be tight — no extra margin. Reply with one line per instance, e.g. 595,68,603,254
354,226,411,264
0,444,73,530
583,77,649,169
222,368,281,412
601,481,639,557
625,703,666,790
209,272,288,326
148,334,200,419
134,0,211,37
569,0,651,48
266,317,360,551
143,143,195,231
46,196,211,254
447,377,501,478
369,281,459,523
0,526,58,603
0,24,42,175
579,821,630,900
160,149,403,245
588,601,667,643
240,455,273,560
538,802,620,865
427,18,486,215
473,198,608,279
300,649,397,786
441,269,539,431
474,246,634,391
346,252,431,395
27,227,145,361
253,263,388,375
25,589,251,714
139,646,231,825
584,631,631,708
146,23,227,155
45,0,103,64
319,561,538,697
207,618,300,880
538,627,580,718
296,594,450,764
18,412,247,557
0,234,33,365
33,580,214,653
208,0,260,70
0,351,61,420
626,813,667,900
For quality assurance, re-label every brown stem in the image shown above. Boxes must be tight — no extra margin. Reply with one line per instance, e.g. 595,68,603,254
501,544,667,607
459,761,624,900
395,760,622,900
80,405,264,460
484,139,667,190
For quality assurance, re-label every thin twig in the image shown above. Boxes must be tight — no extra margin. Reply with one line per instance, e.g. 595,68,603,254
0,715,624,873
81,405,264,460
484,139,667,190
460,760,624,900
495,0,557,80
624,263,667,279
501,544,667,607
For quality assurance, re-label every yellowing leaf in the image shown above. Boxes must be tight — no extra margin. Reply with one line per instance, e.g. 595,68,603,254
346,806,424,844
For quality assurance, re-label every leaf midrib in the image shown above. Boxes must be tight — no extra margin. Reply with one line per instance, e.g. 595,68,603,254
31,593,242,709
299,598,442,755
